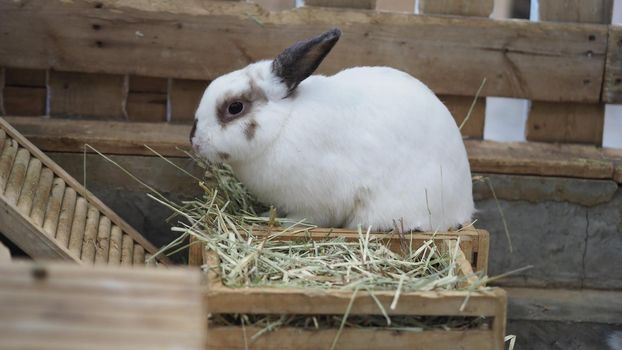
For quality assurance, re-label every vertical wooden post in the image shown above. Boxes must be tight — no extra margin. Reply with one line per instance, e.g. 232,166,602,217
253,0,294,11
375,0,414,13
419,0,493,17
417,0,491,139
527,0,612,145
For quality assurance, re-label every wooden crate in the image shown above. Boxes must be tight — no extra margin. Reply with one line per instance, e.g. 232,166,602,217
0,117,169,265
191,227,506,350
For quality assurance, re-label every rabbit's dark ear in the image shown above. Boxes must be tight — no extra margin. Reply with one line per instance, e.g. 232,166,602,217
272,28,341,94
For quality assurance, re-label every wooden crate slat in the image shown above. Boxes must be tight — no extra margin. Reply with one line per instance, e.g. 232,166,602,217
0,262,207,350
5,116,620,182
538,0,613,24
603,148,622,183
49,71,125,119
170,79,209,123
526,102,604,145
209,327,496,350
0,117,170,264
419,0,493,17
441,95,485,139
126,75,167,122
603,25,622,103
0,1,608,103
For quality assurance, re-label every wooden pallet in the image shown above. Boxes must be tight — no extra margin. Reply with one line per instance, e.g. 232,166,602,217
191,228,506,350
0,117,169,265
0,261,206,349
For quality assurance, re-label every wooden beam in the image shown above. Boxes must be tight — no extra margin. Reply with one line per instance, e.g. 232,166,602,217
3,68,47,116
126,76,167,122
305,0,376,9
419,0,493,17
0,262,207,350
538,0,613,24
4,116,620,182
603,26,622,103
0,0,608,102
207,287,506,316
526,102,604,145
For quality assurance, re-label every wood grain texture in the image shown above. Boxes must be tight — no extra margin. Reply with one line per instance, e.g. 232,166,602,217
603,148,622,183
108,226,123,265
2,68,47,116
0,262,207,350
29,168,54,227
94,216,111,264
419,0,493,17
80,204,100,263
526,102,604,145
55,187,77,248
4,148,30,205
6,116,621,182
121,234,134,266
375,0,414,13
0,1,607,102
253,0,295,11
305,0,376,9
603,26,622,103
0,192,79,261
170,79,209,123
16,158,42,216
42,177,65,237
0,138,18,192
209,327,496,350
538,0,613,24
0,117,169,262
126,76,167,122
49,71,125,119
441,95,485,139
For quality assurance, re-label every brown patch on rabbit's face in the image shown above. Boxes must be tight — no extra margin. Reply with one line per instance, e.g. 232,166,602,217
244,120,258,141
216,80,267,127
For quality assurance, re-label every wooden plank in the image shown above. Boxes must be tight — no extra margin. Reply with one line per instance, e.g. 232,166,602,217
506,287,622,324
49,71,125,119
465,139,614,179
126,76,167,122
2,68,47,116
539,0,613,24
0,117,170,262
94,216,111,264
5,116,620,182
67,197,88,257
207,286,505,316
80,204,100,263
441,95,485,139
209,327,496,350
55,187,77,248
0,262,207,350
419,0,493,17
29,168,54,227
170,79,209,123
603,148,622,183
253,0,295,11
305,0,376,9
42,177,65,237
0,1,608,102
375,0,414,13
603,26,622,103
16,158,42,216
526,102,604,145
4,148,30,205
0,191,79,261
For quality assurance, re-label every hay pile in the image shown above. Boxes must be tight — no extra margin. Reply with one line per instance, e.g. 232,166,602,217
151,162,488,337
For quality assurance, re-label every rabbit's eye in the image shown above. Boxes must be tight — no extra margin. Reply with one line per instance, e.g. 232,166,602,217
228,102,244,115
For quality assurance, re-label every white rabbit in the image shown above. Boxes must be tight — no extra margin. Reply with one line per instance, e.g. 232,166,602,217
190,28,474,231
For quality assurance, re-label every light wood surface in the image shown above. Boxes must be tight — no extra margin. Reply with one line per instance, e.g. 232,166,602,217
0,262,207,350
419,0,493,17
0,0,608,102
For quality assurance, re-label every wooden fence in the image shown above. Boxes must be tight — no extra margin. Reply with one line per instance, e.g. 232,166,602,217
0,0,620,183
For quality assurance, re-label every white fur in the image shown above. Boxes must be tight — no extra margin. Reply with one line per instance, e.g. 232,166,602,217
192,60,474,231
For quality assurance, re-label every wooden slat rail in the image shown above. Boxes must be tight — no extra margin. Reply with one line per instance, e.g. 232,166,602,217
525,0,612,146
4,116,620,183
0,117,171,264
0,261,207,350
0,0,608,103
